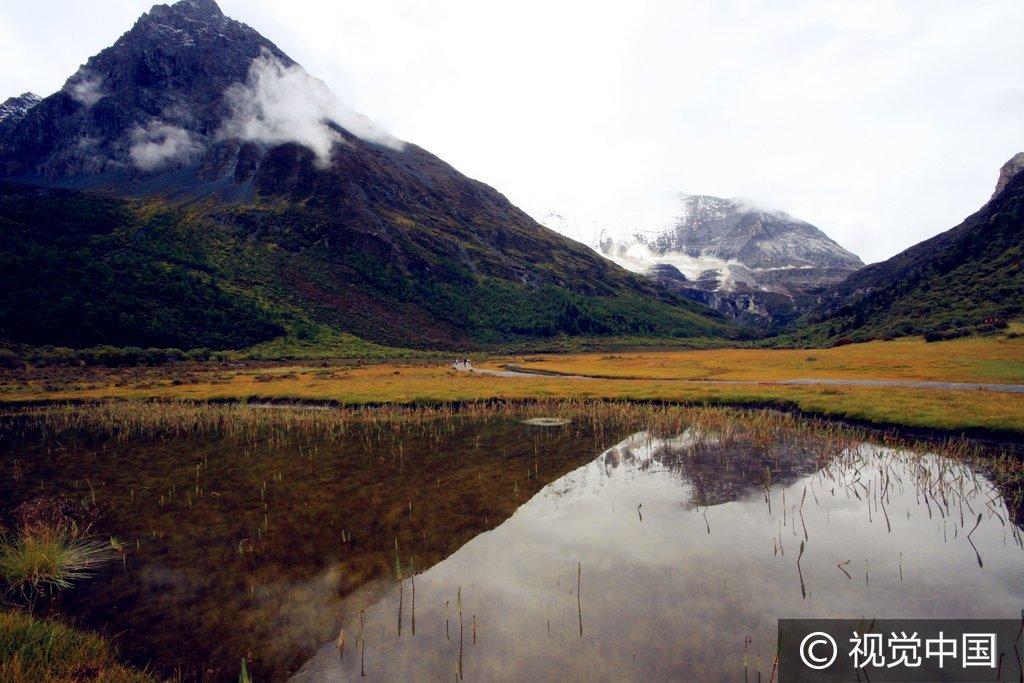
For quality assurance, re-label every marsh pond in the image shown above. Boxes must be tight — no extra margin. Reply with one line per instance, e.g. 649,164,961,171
1,401,1022,680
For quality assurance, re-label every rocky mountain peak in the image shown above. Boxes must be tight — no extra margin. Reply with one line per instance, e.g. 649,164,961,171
0,93,41,126
647,194,863,271
534,193,864,326
79,0,290,93
992,152,1024,200
0,0,294,183
169,0,225,19
132,0,237,41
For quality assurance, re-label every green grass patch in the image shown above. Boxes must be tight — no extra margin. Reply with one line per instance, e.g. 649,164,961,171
0,610,152,683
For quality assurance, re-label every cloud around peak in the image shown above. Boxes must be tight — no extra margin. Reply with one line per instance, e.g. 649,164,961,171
65,70,105,107
124,53,404,173
218,53,403,167
129,120,204,171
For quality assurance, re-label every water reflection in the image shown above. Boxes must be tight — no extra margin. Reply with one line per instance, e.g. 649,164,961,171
0,418,624,679
296,431,1024,681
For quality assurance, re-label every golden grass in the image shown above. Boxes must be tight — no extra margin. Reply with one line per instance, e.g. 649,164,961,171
1,335,1021,437
0,363,1021,437
0,530,117,599
506,334,1024,383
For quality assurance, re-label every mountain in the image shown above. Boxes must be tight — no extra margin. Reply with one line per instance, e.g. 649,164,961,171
0,0,736,352
783,154,1024,344
0,93,41,127
533,195,863,327
993,152,1024,199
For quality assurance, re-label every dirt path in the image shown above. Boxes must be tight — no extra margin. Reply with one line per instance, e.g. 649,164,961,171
452,362,1024,394
453,362,595,379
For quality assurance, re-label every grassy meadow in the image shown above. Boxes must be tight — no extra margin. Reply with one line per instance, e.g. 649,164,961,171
505,332,1024,383
1,333,1022,438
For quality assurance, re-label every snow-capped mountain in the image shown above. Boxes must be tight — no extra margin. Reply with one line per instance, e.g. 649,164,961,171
0,93,41,127
531,194,863,326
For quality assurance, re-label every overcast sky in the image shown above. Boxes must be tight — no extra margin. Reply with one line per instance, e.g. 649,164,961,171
1,0,1022,263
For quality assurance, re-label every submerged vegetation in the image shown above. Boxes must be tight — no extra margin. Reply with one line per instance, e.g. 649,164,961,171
4,399,1022,488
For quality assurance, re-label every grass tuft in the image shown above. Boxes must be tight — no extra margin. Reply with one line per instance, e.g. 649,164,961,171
0,528,117,601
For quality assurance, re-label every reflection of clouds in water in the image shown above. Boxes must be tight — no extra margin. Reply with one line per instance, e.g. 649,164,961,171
296,434,1024,682
137,559,362,671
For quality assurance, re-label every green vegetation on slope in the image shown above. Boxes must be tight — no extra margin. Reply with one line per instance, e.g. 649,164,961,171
239,327,433,361
777,170,1024,346
0,182,737,354
0,185,283,350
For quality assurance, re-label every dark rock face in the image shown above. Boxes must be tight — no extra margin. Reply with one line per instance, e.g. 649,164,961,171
0,0,290,183
992,152,1024,200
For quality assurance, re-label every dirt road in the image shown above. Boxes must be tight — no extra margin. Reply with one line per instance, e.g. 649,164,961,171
452,362,1024,394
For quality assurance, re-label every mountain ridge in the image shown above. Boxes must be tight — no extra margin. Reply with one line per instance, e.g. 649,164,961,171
782,153,1024,344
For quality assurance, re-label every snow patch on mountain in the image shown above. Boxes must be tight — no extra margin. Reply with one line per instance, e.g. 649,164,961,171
529,193,862,294
0,93,42,126
528,193,864,324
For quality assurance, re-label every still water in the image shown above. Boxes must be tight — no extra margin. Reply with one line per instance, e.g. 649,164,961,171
1,410,1021,681
296,431,1024,681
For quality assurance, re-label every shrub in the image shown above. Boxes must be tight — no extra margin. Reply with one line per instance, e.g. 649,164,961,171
185,348,212,362
832,337,854,347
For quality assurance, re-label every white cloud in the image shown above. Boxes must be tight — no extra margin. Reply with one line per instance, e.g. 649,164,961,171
66,70,105,107
219,52,402,167
129,120,205,171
